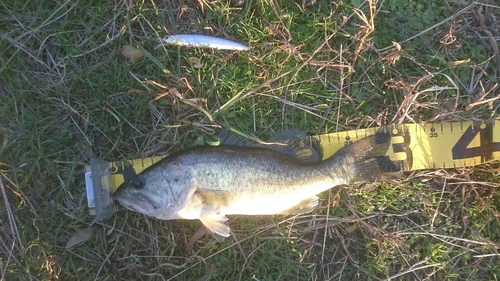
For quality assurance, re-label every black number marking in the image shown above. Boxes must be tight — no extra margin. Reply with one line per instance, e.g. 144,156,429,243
112,161,137,183
375,127,413,172
451,122,500,161
429,127,438,138
344,135,352,146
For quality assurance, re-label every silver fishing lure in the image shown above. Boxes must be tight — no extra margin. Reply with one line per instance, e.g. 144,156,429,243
158,34,249,51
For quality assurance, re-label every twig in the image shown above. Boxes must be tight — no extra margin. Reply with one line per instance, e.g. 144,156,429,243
376,3,476,52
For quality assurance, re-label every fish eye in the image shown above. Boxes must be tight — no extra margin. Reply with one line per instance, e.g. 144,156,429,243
131,176,145,189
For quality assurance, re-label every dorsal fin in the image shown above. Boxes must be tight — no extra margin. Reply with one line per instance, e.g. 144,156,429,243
218,130,323,163
218,130,256,147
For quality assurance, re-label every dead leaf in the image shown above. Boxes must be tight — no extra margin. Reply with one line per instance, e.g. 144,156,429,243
345,223,357,233
65,227,98,250
421,197,433,206
189,57,204,68
121,45,144,63
196,0,205,13
188,226,210,247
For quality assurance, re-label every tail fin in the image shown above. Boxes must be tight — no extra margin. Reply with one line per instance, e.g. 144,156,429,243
331,131,404,183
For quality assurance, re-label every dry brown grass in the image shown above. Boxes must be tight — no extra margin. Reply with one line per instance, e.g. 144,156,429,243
1,0,499,280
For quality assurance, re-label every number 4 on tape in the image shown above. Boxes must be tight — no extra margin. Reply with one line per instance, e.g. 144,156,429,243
452,121,500,162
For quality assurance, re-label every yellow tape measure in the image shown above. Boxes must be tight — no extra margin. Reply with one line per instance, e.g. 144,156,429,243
316,120,500,170
85,120,500,220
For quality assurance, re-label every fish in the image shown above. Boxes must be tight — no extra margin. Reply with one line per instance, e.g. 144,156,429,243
158,34,249,51
113,131,402,238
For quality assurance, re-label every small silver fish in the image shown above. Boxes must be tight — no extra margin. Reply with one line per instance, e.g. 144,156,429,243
159,34,249,51
113,131,401,238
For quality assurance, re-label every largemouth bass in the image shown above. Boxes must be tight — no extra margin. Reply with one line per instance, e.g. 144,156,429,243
113,131,401,238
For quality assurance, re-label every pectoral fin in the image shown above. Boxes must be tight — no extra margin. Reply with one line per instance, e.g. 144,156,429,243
199,213,231,238
278,196,319,215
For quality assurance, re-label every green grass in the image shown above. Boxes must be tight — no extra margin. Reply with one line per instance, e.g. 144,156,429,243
1,0,500,280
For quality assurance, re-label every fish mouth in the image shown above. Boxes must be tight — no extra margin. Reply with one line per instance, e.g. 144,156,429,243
113,191,161,214
125,204,137,211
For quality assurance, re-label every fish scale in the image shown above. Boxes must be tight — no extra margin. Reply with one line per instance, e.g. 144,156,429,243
113,131,401,238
